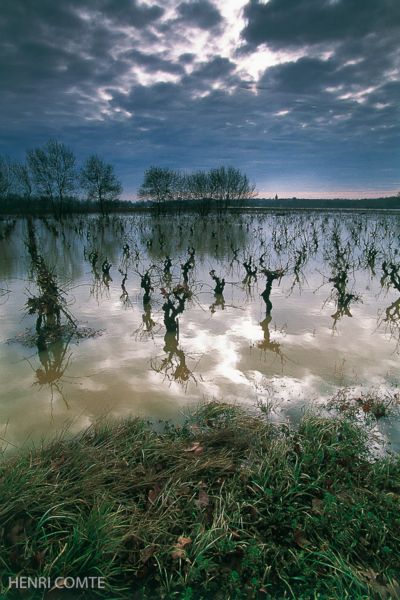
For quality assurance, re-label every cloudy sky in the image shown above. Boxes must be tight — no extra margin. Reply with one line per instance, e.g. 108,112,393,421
1,0,399,198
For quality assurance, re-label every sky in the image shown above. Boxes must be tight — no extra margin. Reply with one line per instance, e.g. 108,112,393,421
0,0,399,199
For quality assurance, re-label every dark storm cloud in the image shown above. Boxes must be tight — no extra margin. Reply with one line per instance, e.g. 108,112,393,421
0,0,399,196
242,0,400,48
260,57,338,95
191,57,236,81
0,0,168,128
121,49,184,76
176,1,222,29
241,0,400,114
93,0,164,26
179,53,197,64
236,0,400,192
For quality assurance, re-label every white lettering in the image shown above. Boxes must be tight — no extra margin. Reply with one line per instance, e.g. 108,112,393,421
64,577,75,589
98,577,106,589
75,577,87,589
6,575,107,590
8,577,19,589
19,577,28,589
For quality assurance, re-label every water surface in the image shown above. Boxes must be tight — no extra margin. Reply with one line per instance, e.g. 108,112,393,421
0,211,399,449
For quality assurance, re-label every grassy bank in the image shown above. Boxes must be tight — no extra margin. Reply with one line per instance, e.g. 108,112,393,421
0,403,399,599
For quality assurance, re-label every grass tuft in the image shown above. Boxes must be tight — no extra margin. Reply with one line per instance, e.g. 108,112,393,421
0,402,399,599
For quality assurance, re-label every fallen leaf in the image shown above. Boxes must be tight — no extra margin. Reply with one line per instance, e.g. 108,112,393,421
177,536,192,548
171,548,186,560
148,484,161,504
140,545,157,564
51,455,66,469
9,549,20,565
184,442,204,454
311,498,324,514
32,550,46,568
384,579,400,600
294,529,311,549
7,521,26,545
195,489,209,508
359,568,378,582
369,581,392,599
171,535,192,559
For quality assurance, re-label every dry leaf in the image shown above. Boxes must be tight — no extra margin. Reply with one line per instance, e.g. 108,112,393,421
32,550,47,568
171,548,186,559
7,521,26,545
195,489,209,508
359,568,378,582
184,442,204,454
384,579,400,600
148,484,161,504
51,455,66,470
368,581,392,599
171,536,192,560
140,545,157,564
311,498,324,514
177,536,192,548
294,528,311,548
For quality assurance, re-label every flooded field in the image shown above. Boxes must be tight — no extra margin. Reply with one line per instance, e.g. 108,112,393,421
0,211,399,449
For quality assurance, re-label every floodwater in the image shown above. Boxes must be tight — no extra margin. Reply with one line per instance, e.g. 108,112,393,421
0,211,399,450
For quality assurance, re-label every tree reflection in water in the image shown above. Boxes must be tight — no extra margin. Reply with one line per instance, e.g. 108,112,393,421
209,270,225,313
257,315,285,363
380,261,400,349
2,210,399,422
151,283,198,387
258,266,287,362
34,334,73,408
324,227,361,331
152,331,196,387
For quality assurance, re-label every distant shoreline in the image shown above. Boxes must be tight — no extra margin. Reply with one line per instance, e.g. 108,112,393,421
1,195,399,216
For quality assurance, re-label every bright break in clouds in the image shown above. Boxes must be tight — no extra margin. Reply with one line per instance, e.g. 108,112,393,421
0,0,399,197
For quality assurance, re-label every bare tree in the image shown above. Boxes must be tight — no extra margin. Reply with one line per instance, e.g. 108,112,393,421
138,167,181,207
208,166,256,208
183,170,211,201
80,154,122,214
12,162,32,199
27,140,76,215
138,165,256,211
0,155,14,200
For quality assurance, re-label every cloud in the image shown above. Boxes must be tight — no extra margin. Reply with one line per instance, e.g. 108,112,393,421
0,0,399,197
176,0,222,29
94,0,164,26
242,0,400,48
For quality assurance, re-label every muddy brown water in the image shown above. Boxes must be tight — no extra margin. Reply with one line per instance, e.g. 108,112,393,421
0,211,399,450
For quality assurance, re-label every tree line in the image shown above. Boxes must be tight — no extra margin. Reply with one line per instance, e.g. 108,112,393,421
0,140,122,216
138,166,257,212
0,139,257,215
